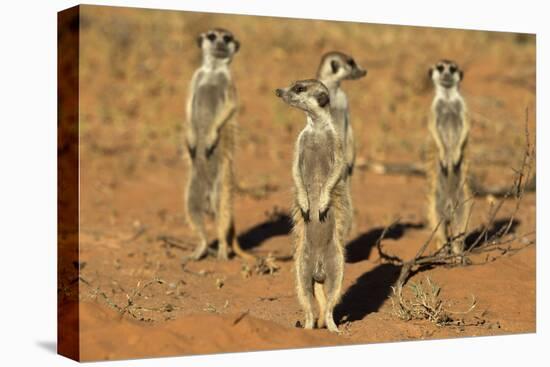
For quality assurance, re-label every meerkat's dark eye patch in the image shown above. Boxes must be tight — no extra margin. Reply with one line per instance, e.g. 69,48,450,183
223,34,233,43
330,60,340,74
316,92,329,108
347,58,356,67
449,65,458,74
206,33,216,41
292,84,306,94
436,64,445,73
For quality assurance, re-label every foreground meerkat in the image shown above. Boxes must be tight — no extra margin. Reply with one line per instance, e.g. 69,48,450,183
317,52,367,236
183,28,253,261
427,59,472,255
275,79,350,333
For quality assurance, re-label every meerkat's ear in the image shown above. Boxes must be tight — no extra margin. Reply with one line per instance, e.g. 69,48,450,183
196,34,203,48
459,69,464,81
233,39,240,53
331,60,339,74
316,91,330,108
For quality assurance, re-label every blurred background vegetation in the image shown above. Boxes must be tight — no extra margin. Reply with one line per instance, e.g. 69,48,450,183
78,5,535,198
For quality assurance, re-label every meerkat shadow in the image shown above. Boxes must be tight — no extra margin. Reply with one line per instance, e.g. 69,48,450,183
345,222,424,264
237,212,293,251
334,263,401,324
464,217,521,249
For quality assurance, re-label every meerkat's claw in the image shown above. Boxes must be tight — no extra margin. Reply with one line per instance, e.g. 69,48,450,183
187,144,196,159
347,164,354,176
439,160,449,176
319,194,330,218
319,208,329,222
205,145,215,158
204,131,219,157
301,208,310,222
297,196,309,216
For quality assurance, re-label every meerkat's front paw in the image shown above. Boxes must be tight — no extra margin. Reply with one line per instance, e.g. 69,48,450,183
187,144,196,159
204,130,219,157
439,159,449,176
347,163,354,176
186,131,197,156
318,193,330,221
451,151,463,170
297,196,310,222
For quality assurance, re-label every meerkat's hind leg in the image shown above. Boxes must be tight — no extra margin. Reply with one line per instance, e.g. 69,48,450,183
314,281,327,329
296,250,315,329
184,177,209,261
322,243,344,333
449,194,471,256
428,186,449,254
216,163,256,262
215,163,233,260
432,216,449,253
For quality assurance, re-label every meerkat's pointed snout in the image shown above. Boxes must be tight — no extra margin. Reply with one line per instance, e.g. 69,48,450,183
275,88,284,98
350,67,367,80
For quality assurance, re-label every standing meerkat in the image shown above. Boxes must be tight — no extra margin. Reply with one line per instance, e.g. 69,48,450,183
427,59,472,255
317,52,367,235
275,79,350,333
317,51,367,177
183,28,253,261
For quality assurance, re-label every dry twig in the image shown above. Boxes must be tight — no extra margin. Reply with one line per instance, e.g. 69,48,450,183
388,110,535,294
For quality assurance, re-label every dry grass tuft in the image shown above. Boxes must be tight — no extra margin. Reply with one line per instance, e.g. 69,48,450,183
390,276,476,326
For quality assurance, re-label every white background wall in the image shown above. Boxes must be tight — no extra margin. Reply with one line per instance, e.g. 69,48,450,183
0,1,546,366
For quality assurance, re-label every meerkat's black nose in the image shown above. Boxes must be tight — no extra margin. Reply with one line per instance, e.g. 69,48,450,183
275,89,283,97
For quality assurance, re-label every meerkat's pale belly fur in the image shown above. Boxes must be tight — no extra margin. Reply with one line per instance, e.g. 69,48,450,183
435,99,463,166
189,73,232,214
299,129,340,276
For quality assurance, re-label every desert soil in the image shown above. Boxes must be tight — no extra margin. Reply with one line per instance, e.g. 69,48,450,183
58,5,536,361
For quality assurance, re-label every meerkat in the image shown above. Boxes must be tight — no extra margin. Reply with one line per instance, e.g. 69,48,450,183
183,28,253,261
317,51,367,176
275,79,350,333
427,59,472,255
317,52,367,235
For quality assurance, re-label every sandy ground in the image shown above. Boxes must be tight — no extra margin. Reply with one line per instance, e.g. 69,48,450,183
58,5,536,361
